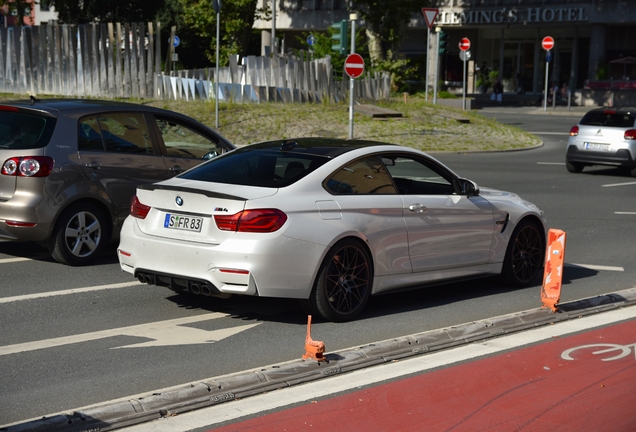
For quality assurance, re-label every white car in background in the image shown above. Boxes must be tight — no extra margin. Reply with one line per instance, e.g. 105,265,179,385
118,138,547,322
566,107,636,176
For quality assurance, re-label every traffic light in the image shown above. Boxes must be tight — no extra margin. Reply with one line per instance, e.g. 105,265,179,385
331,20,349,55
438,30,448,55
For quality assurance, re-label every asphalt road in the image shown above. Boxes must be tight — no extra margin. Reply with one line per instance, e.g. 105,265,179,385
2,106,635,428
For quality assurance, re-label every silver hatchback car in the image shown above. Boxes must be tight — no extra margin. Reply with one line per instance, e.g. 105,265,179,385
566,107,636,176
0,98,234,265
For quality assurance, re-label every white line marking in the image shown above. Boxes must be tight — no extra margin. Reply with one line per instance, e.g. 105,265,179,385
615,212,636,215
0,257,32,264
602,181,636,187
101,306,636,432
0,312,260,356
565,263,624,272
537,162,565,165
0,281,143,304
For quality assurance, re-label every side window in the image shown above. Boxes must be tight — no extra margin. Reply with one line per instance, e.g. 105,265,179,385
78,116,105,151
384,156,455,195
80,113,153,154
99,113,154,154
325,156,397,195
155,116,222,160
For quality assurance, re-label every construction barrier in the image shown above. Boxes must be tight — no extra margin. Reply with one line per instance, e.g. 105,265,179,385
541,229,567,312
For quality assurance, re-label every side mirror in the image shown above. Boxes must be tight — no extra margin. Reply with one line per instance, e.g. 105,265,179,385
455,178,480,196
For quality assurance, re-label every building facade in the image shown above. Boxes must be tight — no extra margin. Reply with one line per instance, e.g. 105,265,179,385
254,0,636,93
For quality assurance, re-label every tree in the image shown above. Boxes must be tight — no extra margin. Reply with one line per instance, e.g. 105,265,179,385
352,0,430,65
177,0,263,67
49,0,166,24
0,0,33,26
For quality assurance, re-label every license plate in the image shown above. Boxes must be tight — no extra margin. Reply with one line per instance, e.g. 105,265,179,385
164,214,203,232
584,142,610,151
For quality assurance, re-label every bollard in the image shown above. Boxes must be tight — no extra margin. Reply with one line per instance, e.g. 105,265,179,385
541,229,566,312
403,92,408,104
302,315,326,361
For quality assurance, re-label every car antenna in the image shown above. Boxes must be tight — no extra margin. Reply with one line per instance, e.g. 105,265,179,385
29,94,40,105
279,140,298,152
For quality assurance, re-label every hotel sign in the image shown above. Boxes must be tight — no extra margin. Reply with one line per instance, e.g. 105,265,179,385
438,7,588,25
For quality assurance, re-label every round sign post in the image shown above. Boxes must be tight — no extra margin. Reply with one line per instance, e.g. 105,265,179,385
345,53,365,139
458,38,470,111
459,37,471,51
542,36,555,111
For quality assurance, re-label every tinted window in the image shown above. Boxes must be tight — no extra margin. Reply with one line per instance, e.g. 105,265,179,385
180,149,328,187
325,156,397,194
155,116,222,160
79,113,153,154
383,155,455,195
580,111,636,128
0,112,55,149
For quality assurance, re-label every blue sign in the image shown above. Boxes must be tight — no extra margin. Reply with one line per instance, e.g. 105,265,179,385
172,36,180,48
307,35,316,47
546,50,552,63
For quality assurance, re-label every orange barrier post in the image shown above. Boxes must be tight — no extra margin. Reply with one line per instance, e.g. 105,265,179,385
541,229,566,312
302,315,326,361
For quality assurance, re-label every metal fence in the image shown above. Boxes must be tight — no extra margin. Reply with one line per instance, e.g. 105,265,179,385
0,23,390,103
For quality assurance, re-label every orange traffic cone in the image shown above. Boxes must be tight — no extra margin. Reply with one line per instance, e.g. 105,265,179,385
541,229,566,312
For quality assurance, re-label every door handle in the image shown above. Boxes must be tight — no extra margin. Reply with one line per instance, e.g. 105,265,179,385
408,204,427,213
84,162,101,170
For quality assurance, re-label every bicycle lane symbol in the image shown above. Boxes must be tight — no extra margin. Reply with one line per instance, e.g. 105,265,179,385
561,343,636,362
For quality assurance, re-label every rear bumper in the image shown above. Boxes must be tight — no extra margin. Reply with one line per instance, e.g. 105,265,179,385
566,145,636,168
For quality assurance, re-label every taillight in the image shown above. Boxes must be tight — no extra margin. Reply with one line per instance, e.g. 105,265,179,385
0,106,19,112
569,126,579,136
215,209,287,233
130,196,151,219
1,156,54,177
624,129,636,140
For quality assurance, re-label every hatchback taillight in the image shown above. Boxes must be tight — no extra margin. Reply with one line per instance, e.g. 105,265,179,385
130,196,151,219
1,156,54,177
569,126,579,136
215,209,287,233
624,129,636,140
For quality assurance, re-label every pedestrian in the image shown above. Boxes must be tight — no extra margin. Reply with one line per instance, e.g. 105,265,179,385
491,78,503,103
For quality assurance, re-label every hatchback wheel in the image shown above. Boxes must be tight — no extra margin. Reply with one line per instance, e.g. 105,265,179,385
303,239,372,322
501,220,546,287
566,161,584,173
50,203,108,266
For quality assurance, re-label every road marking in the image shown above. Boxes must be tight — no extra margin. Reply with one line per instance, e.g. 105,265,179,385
615,212,636,215
565,263,624,272
0,257,32,264
562,343,636,362
104,306,636,432
537,162,565,165
0,281,144,304
0,312,260,356
602,181,636,187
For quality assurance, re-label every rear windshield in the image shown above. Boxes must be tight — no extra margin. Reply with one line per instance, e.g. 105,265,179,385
0,111,56,149
179,148,329,187
580,111,636,128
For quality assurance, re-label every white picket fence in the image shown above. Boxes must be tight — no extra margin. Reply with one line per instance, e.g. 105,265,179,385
0,23,390,103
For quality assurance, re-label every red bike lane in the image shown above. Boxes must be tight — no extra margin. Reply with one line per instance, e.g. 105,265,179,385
213,319,636,432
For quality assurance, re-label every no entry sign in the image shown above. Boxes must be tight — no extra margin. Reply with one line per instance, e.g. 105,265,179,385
542,36,555,51
345,53,365,79
459,37,471,51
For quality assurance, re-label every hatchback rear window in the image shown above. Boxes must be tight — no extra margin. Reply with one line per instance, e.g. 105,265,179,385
0,111,55,149
180,148,329,187
580,111,635,128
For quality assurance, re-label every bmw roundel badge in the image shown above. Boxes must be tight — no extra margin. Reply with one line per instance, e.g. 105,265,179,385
175,196,183,206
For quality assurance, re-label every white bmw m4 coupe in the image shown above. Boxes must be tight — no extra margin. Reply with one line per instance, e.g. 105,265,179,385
118,138,547,322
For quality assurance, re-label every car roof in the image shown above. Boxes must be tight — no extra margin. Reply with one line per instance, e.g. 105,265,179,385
242,137,400,158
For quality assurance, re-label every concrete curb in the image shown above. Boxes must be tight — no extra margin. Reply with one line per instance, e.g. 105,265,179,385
5,287,636,432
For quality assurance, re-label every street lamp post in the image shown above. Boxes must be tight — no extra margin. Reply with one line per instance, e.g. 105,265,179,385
213,0,222,129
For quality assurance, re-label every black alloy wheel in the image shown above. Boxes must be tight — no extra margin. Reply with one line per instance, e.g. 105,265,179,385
502,220,546,287
302,239,373,322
